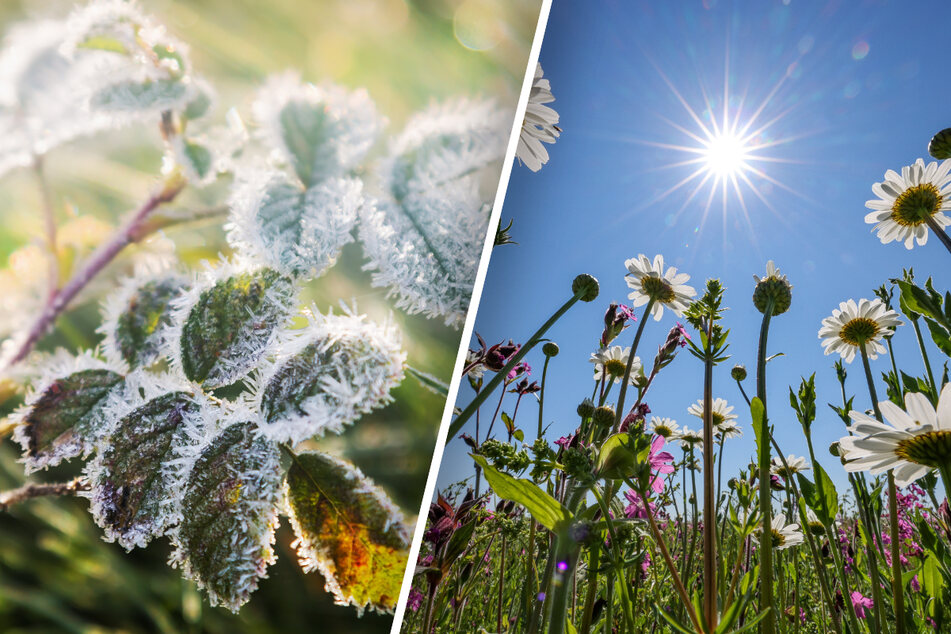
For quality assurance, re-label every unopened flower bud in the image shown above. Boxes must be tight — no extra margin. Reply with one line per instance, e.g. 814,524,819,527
829,441,840,457
592,405,615,428
752,261,792,315
929,128,951,160
731,364,747,381
577,398,595,419
543,342,560,357
572,274,600,302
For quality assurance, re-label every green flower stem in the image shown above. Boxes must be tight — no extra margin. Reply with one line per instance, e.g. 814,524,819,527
701,316,718,632
924,214,951,258
450,292,584,439
859,343,906,634
613,298,656,428
592,484,635,633
909,315,938,399
756,299,776,634
538,355,553,439
545,485,588,634
496,534,506,634
579,546,601,634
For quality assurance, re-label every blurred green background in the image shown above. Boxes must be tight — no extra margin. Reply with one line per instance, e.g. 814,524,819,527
0,0,540,631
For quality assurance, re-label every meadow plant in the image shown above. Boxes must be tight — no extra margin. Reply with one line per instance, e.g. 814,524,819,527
0,0,511,615
403,133,951,632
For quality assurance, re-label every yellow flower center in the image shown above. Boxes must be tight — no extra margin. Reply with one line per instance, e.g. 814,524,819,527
891,182,943,226
839,317,879,346
604,359,627,376
711,412,725,427
770,528,785,548
640,275,676,303
895,430,951,468
654,424,673,437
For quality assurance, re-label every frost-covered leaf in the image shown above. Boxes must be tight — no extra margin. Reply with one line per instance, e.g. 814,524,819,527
360,99,509,327
170,422,282,612
11,353,124,472
171,137,214,185
99,272,189,368
285,451,410,614
89,78,190,113
381,98,509,202
256,308,404,442
0,19,118,177
85,374,209,549
226,171,362,278
252,72,383,187
360,185,491,328
170,262,296,388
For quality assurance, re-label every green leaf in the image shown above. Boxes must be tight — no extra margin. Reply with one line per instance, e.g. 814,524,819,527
103,274,187,368
178,139,214,183
444,519,477,569
751,397,766,455
172,422,282,612
86,389,203,549
13,364,124,471
279,100,342,186
595,433,638,480
285,451,409,614
471,455,572,533
177,266,295,387
797,463,838,526
90,78,189,113
76,35,129,55
926,319,951,358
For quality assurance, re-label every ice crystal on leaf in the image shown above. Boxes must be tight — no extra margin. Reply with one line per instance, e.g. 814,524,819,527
168,260,297,388
255,306,405,443
284,451,410,614
226,170,363,278
11,351,125,472
98,271,189,369
360,98,509,327
170,421,282,612
84,371,211,550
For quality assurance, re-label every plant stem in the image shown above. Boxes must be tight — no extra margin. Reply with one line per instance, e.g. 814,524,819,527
909,316,938,399
538,354,552,439
1,175,185,371
450,291,585,439
497,534,506,633
34,156,59,299
0,477,88,510
613,299,655,428
859,343,906,634
756,300,776,634
701,316,717,631
924,214,951,258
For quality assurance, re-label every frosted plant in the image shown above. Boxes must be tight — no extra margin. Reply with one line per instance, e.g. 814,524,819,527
0,0,507,615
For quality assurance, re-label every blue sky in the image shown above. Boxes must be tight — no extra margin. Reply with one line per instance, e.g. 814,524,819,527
435,0,951,499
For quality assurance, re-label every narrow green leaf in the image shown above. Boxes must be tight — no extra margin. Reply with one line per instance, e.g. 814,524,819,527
471,455,572,532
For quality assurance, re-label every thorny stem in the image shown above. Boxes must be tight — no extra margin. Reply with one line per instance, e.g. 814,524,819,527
859,343,906,634
1,175,186,372
613,299,655,428
0,477,89,511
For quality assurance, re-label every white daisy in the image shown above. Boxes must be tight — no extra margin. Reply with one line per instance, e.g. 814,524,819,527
865,158,951,249
838,383,951,486
803,508,827,536
758,514,804,551
649,417,680,439
770,454,810,478
687,397,738,429
516,63,560,172
679,426,704,449
714,420,744,440
818,298,902,363
624,254,696,321
589,345,643,385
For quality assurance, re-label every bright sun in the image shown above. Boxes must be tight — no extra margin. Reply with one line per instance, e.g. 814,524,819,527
702,132,749,177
